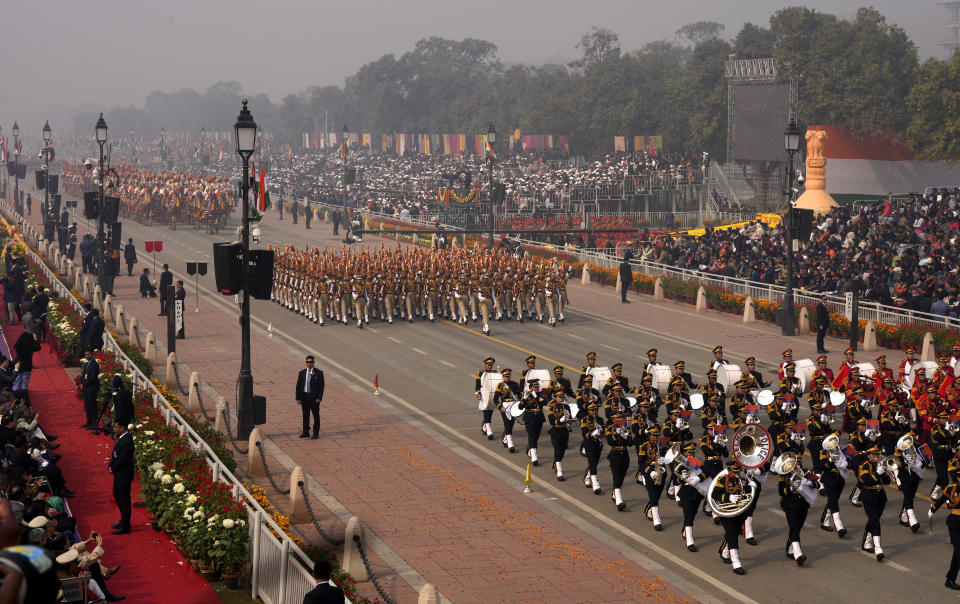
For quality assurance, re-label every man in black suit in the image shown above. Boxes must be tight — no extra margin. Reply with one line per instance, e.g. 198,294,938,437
139,267,156,297
295,355,325,439
108,421,135,535
83,309,105,351
619,258,632,303
110,375,135,430
158,264,173,315
303,560,345,604
80,349,101,430
815,294,829,354
123,238,137,276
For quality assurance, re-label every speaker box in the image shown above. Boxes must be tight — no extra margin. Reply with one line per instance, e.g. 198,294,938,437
212,242,242,294
35,170,46,190
51,194,61,217
47,175,58,195
17,164,26,179
249,249,275,300
5,162,13,177
111,223,122,250
83,191,100,220
102,196,121,224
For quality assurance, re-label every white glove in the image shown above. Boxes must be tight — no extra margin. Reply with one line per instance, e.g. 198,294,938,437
685,474,701,486
928,507,935,519
728,494,740,503
657,457,666,465
351,292,358,300
476,391,482,400
876,463,886,476
454,293,461,300
478,295,485,302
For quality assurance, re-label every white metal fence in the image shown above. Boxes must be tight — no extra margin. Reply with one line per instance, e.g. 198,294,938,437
3,203,335,604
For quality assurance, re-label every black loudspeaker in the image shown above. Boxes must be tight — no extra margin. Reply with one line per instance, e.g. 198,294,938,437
17,164,26,179
47,175,58,194
35,171,46,190
212,242,242,294
344,167,356,185
5,162,13,176
112,223,122,249
793,208,814,241
51,195,61,217
102,196,120,224
252,395,267,425
249,249,275,300
83,191,100,220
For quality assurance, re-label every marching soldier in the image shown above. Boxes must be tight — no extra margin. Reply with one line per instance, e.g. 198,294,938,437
715,460,750,575
672,361,698,391
664,377,690,415
895,429,924,533
520,355,537,386
741,357,769,389
728,380,753,420
643,348,664,375
637,373,661,424
778,349,794,380
602,363,629,397
549,366,575,399
547,388,571,481
475,356,497,440
810,354,835,390
581,401,605,494
518,379,547,466
578,351,599,389
932,410,955,499
872,355,894,394
779,454,818,565
606,406,633,511
637,425,666,530
858,444,891,561
493,368,520,452
604,384,631,419
701,369,727,417
817,430,849,538
807,400,831,473
929,474,960,591
899,347,917,385
631,401,652,481
710,345,728,372
677,442,707,552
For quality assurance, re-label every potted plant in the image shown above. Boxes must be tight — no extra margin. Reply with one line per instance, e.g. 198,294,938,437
209,516,248,589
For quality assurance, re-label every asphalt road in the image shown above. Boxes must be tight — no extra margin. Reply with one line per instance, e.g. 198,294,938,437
23,192,957,603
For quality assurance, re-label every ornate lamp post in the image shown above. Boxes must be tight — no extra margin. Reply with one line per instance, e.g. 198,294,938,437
233,100,258,440
486,121,496,248
95,114,110,293
12,121,20,215
781,119,802,337
42,121,51,221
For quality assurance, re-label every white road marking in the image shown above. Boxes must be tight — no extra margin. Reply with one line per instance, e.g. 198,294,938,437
388,336,403,344
410,347,428,356
601,344,620,351
439,360,456,368
858,551,909,572
567,333,586,341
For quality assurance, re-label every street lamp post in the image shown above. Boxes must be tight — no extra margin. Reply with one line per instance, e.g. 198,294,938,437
781,118,802,337
342,124,350,238
486,121,496,249
234,100,258,440
42,121,51,226
95,114,110,294
12,122,20,216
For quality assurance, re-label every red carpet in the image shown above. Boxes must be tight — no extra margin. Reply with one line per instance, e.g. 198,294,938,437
6,324,219,604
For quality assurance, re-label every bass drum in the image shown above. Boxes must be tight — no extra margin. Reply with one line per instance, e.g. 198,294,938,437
648,365,672,393
479,372,503,411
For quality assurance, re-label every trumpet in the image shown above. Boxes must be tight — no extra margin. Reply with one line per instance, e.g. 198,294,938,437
822,433,845,467
675,417,689,431
877,453,901,474
895,410,909,426
947,421,959,436
713,433,728,446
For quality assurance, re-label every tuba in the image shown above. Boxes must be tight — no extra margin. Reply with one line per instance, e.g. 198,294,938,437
897,433,922,472
707,469,756,518
772,451,803,488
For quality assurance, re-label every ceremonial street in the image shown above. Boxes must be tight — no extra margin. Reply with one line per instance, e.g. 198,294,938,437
13,189,955,604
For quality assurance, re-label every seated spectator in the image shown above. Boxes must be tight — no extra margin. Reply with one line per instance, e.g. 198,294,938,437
139,267,157,298
54,532,125,602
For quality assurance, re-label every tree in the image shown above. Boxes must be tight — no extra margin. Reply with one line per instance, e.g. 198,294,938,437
907,50,960,163
732,22,774,59
570,27,621,69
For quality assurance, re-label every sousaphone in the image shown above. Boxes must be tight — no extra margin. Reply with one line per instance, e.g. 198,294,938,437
706,423,769,518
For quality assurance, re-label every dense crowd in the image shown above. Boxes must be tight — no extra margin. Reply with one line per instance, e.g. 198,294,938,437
0,243,129,602
615,188,960,315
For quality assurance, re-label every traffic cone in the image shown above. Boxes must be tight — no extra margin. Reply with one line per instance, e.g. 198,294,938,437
374,375,379,395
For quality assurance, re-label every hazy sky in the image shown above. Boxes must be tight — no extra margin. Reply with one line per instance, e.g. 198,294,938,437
0,0,948,139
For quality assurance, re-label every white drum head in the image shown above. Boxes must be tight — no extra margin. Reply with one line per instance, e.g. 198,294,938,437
756,390,775,406
689,393,705,410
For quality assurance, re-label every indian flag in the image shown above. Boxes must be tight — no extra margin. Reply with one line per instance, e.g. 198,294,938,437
257,164,270,212
485,140,496,161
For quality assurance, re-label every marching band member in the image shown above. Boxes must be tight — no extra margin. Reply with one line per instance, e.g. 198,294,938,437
858,444,891,561
932,410,955,499
715,460,749,575
580,401,605,494
701,369,727,416
767,380,796,443
700,424,728,480
664,377,690,415
875,375,900,415
604,384,630,419
642,348,663,375
475,357,497,440
518,379,546,466
493,368,519,453
844,386,871,434
606,405,633,511
672,361,698,392
676,442,705,551
602,363,629,397
833,347,859,390
700,394,726,435
520,355,537,384
549,366,576,399
740,357,769,389
899,347,917,385
848,417,874,507
576,375,601,454
911,367,930,403
782,363,803,421
929,474,960,590
779,456,818,565
631,401,651,481
935,354,954,391
817,431,849,538
637,427,666,530
711,345,728,372
810,355,835,391
873,355,894,394
728,380,753,419
547,388,571,481
918,383,942,446
778,349,793,380
578,352,599,389
895,430,924,533
637,373,661,425
879,398,909,455
806,399,831,474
